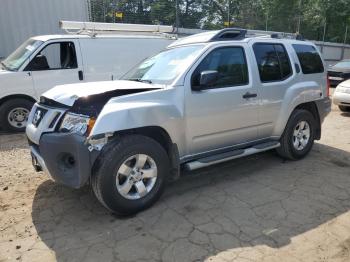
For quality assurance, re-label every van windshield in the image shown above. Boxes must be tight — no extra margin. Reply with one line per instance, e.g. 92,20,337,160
2,39,43,71
123,44,205,85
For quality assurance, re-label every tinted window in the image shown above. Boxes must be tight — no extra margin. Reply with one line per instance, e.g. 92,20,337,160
253,43,292,82
192,47,248,89
292,44,324,74
275,45,292,78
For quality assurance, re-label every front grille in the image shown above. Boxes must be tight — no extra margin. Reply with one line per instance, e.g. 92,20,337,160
32,107,48,127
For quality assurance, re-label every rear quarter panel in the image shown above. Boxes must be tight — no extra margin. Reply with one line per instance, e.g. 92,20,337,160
272,41,327,137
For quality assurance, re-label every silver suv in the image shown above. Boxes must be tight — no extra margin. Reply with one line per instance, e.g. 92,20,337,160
26,29,331,215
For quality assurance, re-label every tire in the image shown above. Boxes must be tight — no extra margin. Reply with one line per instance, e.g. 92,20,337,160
338,105,350,112
276,109,316,160
91,135,170,215
0,98,34,132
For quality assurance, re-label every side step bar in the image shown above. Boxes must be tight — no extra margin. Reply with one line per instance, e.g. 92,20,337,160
185,141,280,171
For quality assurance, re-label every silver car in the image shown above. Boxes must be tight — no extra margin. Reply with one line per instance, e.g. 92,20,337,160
26,29,331,215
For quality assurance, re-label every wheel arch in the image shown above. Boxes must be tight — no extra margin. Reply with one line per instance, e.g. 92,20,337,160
0,94,37,106
111,126,180,181
294,101,321,140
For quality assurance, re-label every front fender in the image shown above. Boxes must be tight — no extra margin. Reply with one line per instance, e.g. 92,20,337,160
90,88,186,155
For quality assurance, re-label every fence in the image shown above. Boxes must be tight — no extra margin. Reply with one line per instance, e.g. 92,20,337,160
87,0,350,45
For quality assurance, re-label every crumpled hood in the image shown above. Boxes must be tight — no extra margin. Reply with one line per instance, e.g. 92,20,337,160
42,80,158,106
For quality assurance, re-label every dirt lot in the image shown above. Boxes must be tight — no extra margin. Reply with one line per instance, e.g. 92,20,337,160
0,103,350,262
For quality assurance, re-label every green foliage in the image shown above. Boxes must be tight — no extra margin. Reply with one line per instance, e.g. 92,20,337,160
89,0,350,43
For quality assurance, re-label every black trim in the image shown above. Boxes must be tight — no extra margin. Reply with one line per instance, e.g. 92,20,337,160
210,28,247,41
39,96,70,109
39,133,99,188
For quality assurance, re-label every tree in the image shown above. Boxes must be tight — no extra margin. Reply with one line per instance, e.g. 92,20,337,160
89,0,350,43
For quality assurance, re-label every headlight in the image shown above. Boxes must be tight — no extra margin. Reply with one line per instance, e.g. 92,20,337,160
59,113,95,136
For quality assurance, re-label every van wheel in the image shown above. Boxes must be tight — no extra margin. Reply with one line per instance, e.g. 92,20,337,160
339,105,350,112
0,98,34,132
92,135,170,215
276,109,316,160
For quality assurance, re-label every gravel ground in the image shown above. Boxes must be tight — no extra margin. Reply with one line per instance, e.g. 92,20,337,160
0,102,350,262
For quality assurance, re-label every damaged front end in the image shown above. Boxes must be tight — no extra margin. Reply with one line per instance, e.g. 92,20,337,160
27,83,160,188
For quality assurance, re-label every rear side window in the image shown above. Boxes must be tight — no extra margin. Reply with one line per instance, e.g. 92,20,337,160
292,44,324,74
192,46,249,89
253,43,292,82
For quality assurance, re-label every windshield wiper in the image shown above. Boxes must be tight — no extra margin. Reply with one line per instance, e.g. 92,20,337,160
128,78,153,84
0,61,8,70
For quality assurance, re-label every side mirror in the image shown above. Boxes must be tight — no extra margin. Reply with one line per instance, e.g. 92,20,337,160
27,55,49,71
199,70,218,88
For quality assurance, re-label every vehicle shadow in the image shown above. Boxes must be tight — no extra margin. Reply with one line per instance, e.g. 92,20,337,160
341,111,350,117
31,143,350,261
0,133,28,151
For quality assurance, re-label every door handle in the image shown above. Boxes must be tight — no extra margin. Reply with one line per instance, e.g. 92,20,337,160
242,92,257,99
78,70,84,81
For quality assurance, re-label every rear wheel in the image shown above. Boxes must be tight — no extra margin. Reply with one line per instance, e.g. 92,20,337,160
92,135,170,215
338,105,350,112
0,98,34,132
276,109,316,160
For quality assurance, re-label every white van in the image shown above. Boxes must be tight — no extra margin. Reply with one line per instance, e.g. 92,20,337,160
0,27,175,132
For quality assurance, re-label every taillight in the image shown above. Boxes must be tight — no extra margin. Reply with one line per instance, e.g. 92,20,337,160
326,74,330,97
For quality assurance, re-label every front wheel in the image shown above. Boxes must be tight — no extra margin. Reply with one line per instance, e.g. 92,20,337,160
91,135,170,215
0,98,34,132
276,109,316,160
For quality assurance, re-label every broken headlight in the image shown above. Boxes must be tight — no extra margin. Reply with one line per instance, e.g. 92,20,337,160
59,113,95,136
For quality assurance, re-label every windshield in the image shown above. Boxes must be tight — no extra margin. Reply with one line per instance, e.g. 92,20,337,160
2,38,43,71
332,61,350,69
123,45,205,85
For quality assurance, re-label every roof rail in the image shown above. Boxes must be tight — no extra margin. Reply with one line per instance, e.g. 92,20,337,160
209,28,247,41
207,28,302,42
59,21,176,37
270,32,304,40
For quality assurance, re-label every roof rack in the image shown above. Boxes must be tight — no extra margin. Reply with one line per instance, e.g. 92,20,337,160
59,21,176,38
209,28,303,41
168,27,306,48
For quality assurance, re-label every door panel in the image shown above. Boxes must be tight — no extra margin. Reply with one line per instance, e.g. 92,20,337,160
28,40,83,97
250,41,296,138
184,45,259,155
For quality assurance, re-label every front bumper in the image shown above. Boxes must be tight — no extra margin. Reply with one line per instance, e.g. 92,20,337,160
29,133,99,189
333,91,350,106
